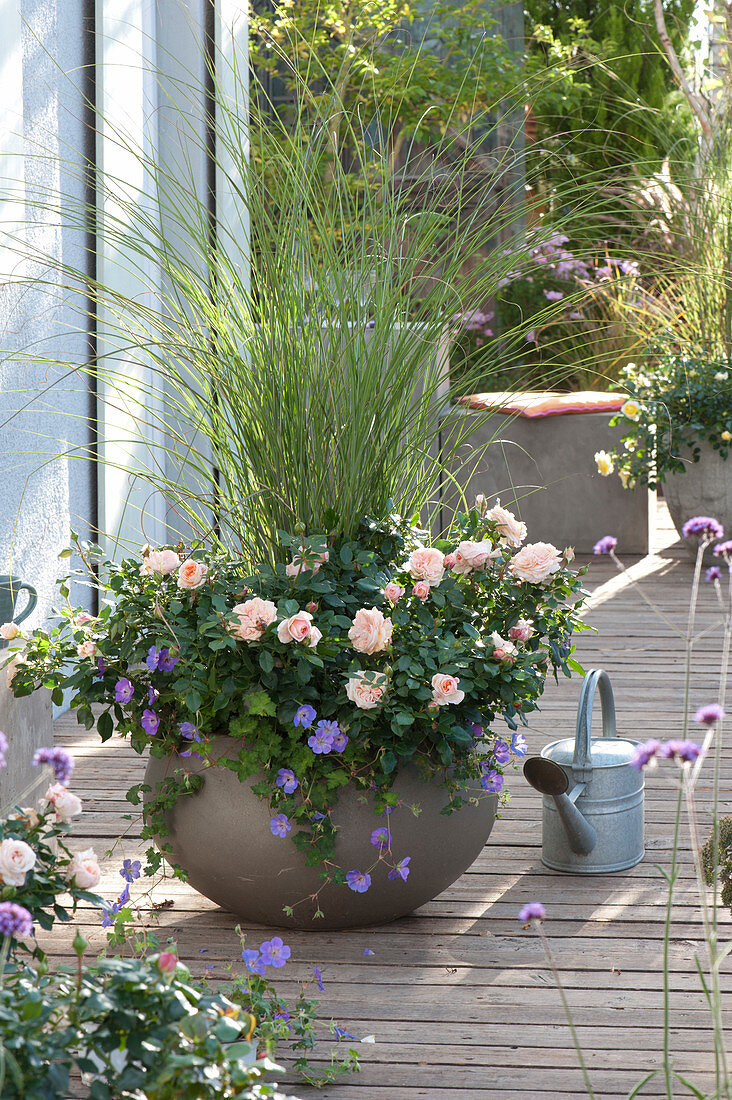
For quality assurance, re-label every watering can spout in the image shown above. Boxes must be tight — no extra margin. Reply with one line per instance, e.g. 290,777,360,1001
523,757,598,856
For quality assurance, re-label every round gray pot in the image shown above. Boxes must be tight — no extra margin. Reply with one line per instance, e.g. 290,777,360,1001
145,736,496,930
663,439,732,559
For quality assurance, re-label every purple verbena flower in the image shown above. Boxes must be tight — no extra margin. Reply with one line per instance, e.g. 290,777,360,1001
493,739,510,764
0,730,7,770
178,722,201,742
511,732,528,757
630,739,661,769
682,516,724,541
370,826,390,849
331,730,349,752
544,290,564,302
308,729,334,754
114,678,134,704
259,936,291,968
33,746,75,785
294,704,317,728
713,540,732,560
706,566,722,582
658,739,705,764
480,767,504,793
694,703,726,726
270,813,291,838
345,869,371,893
120,859,141,883
242,948,267,976
0,902,33,939
275,768,298,794
314,963,324,991
141,709,160,736
519,901,546,922
593,535,618,555
387,856,411,881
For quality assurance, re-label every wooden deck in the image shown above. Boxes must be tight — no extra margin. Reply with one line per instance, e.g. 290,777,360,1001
52,503,732,1099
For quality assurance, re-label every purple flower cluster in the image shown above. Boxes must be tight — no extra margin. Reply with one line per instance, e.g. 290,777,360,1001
630,738,705,769
713,540,732,563
593,535,618,556
453,309,494,343
33,746,74,785
694,703,725,727
518,901,546,923
0,901,34,939
681,516,724,541
242,937,291,974
0,730,7,770
304,715,348,755
706,566,722,582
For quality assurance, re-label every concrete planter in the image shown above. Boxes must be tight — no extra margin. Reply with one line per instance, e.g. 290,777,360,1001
145,737,496,931
0,681,53,811
663,440,732,560
440,405,653,554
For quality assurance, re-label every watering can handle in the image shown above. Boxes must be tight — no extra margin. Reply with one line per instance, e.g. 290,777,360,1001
572,669,617,781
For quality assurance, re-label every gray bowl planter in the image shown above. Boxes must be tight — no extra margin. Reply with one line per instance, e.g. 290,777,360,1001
663,439,732,559
145,736,496,930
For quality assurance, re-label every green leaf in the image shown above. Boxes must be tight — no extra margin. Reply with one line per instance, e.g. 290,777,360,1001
259,650,275,674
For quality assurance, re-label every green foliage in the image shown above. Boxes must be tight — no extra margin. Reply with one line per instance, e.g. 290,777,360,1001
605,352,732,489
702,817,732,914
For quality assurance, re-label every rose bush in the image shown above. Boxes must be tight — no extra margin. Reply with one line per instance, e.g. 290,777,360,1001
4,506,586,895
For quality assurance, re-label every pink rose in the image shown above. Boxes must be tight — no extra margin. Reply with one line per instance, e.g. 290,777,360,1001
229,598,278,642
408,547,445,587
76,640,98,659
508,542,563,584
285,550,329,577
66,847,101,889
383,582,404,604
278,610,314,644
412,580,430,601
489,631,518,663
43,783,82,823
431,673,465,706
157,951,178,973
0,838,36,886
443,553,456,570
308,626,323,649
452,540,500,574
348,608,393,654
509,618,535,642
141,549,180,576
485,502,528,548
177,559,209,590
346,671,388,709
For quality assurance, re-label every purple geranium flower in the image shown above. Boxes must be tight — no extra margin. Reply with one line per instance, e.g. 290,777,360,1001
120,859,141,883
630,739,661,770
33,746,74,785
331,730,349,752
100,884,130,928
294,704,317,728
0,901,33,939
270,813,291,838
242,948,267,976
314,963,324,991
511,732,528,756
519,901,546,922
706,566,722,582
315,719,340,737
694,703,726,726
275,768,298,794
158,648,179,671
178,722,201,742
593,535,618,555
148,686,159,707
387,856,411,881
480,767,504,793
146,646,161,671
362,948,375,956
96,657,106,679
345,869,371,893
308,729,334,754
141,709,160,736
493,739,510,764
259,937,291,968
370,827,390,849
114,677,134,704
682,516,724,541
333,1025,359,1041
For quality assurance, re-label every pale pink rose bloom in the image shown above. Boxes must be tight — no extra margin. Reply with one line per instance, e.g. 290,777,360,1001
43,783,83,823
308,626,323,649
408,547,445,587
412,581,430,601
76,640,98,659
73,613,94,627
0,838,36,886
383,582,404,604
229,598,278,642
431,673,465,706
349,608,393,653
285,550,329,577
489,631,518,663
278,611,314,644
66,847,101,889
485,502,527,548
141,549,180,576
509,618,535,642
157,951,178,973
177,559,209,590
346,671,388,709
509,542,563,584
0,622,20,640
443,553,457,570
452,540,500,574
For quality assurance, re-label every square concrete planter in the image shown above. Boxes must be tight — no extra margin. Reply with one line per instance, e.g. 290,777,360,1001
0,682,53,811
440,406,654,554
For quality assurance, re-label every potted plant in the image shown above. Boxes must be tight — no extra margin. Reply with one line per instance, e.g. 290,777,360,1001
5,503,585,929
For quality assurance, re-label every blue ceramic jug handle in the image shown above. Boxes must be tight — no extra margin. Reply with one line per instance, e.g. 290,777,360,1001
572,669,617,781
12,583,37,626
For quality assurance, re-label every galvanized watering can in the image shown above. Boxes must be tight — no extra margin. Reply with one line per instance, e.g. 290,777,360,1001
523,669,644,873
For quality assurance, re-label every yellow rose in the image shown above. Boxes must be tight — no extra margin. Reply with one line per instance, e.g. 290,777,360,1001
722,430,731,442
594,450,614,477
